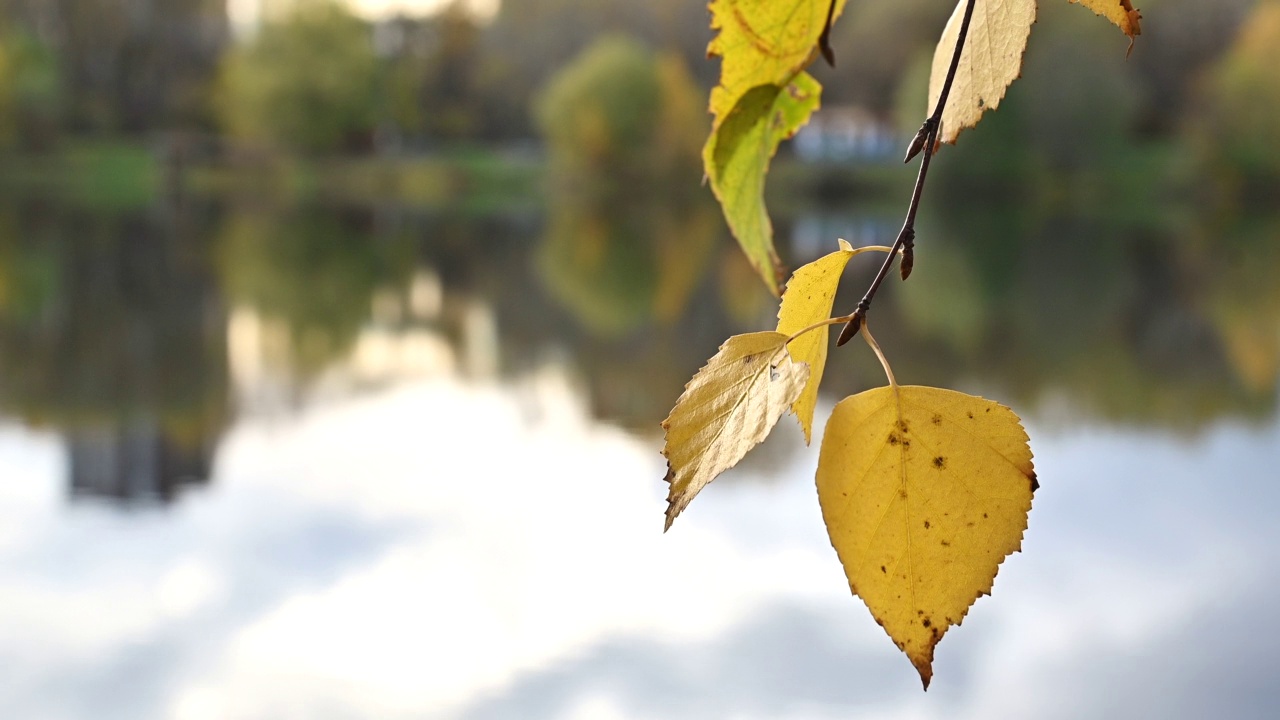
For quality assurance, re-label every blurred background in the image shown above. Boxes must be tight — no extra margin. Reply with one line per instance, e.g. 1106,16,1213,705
0,0,1277,717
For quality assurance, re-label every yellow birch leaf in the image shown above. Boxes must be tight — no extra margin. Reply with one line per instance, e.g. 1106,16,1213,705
816,385,1037,688
776,239,883,443
928,0,1036,145
1069,0,1142,40
706,0,848,129
662,332,809,529
704,74,822,294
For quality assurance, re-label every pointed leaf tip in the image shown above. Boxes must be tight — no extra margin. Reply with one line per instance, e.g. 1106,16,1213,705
817,386,1035,687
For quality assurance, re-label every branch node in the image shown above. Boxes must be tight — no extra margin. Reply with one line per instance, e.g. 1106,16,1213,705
836,299,871,347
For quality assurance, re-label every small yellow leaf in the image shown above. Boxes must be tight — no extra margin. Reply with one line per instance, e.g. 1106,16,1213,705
1069,0,1142,40
777,241,888,443
662,332,809,529
817,386,1037,688
929,0,1036,145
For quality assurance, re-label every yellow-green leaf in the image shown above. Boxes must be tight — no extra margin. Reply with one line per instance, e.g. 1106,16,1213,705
816,385,1037,688
705,74,822,294
662,332,809,529
776,239,881,443
1069,0,1142,40
706,0,848,128
929,0,1036,145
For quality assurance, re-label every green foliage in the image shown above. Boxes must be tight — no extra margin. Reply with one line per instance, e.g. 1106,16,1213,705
1199,0,1280,185
385,2,484,142
0,30,61,151
217,1,378,154
534,36,704,190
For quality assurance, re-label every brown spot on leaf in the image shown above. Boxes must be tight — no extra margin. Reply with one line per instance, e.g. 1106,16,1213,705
932,456,947,470
940,540,951,547
922,618,932,628
898,489,908,499
967,411,974,419
931,414,942,425
888,433,900,446
881,566,886,574
983,513,988,519
923,520,931,529
896,419,909,433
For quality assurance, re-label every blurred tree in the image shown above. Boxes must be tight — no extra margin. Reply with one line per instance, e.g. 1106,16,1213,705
0,29,60,150
1128,0,1253,136
384,1,483,144
534,36,704,191
0,0,228,133
1197,0,1280,187
218,0,378,154
477,0,713,139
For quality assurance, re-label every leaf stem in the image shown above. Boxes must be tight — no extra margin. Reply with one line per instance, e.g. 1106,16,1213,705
779,245,899,347
784,315,854,347
860,321,897,388
835,0,977,347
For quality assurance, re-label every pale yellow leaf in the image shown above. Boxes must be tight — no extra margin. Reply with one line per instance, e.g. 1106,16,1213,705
817,386,1037,688
928,0,1036,145
662,332,809,529
1069,0,1142,39
776,240,890,443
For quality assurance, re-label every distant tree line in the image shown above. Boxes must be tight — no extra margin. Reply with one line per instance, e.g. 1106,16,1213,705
0,0,1275,187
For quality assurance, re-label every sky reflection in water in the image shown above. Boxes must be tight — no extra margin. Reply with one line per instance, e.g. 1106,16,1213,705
0,366,1277,718
0,193,1278,718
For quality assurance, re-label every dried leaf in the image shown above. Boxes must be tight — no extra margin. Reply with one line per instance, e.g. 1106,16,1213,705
1070,0,1142,40
929,0,1036,145
662,332,809,529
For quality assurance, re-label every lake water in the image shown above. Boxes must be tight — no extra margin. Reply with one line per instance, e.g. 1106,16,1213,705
0,189,1276,718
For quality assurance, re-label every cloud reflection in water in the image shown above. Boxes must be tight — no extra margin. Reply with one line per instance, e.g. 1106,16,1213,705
0,368,1275,719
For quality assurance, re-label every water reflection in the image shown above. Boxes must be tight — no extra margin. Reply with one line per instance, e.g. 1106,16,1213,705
0,190,1277,504
0,188,1277,717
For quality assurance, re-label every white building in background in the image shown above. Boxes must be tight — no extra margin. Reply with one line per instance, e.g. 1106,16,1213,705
793,106,900,164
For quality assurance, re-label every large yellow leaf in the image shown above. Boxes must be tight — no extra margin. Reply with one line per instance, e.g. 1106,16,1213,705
1069,0,1142,39
929,0,1036,145
776,239,891,443
816,386,1037,688
707,0,848,128
662,332,809,529
704,74,822,294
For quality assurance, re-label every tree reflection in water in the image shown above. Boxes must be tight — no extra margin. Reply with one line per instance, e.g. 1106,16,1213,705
0,189,1273,505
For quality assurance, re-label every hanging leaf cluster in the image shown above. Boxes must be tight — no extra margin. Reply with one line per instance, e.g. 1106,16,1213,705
665,0,1143,689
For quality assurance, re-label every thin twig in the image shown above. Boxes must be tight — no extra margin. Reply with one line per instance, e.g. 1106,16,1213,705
835,0,977,347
